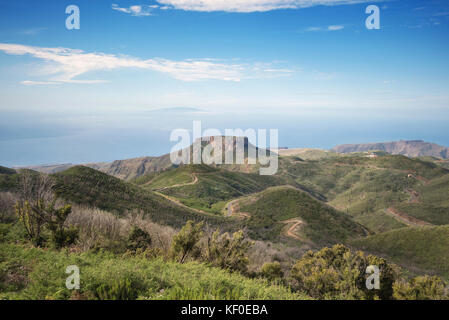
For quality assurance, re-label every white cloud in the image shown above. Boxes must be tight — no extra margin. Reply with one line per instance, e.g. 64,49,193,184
328,25,344,31
21,80,59,86
304,25,344,32
305,27,323,32
155,0,378,12
112,4,157,16
0,43,292,84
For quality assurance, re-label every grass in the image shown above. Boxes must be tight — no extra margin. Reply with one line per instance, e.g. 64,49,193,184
239,186,367,245
0,242,309,300
392,174,449,225
351,225,449,279
279,154,449,233
154,165,285,214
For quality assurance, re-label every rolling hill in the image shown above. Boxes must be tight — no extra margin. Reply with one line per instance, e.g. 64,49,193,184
237,186,368,245
279,154,449,233
351,225,449,279
143,164,286,215
52,166,239,230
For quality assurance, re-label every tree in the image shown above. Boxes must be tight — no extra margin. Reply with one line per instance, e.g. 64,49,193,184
0,192,16,223
171,221,203,263
15,171,77,247
15,171,54,246
205,229,253,273
46,203,78,249
127,226,152,251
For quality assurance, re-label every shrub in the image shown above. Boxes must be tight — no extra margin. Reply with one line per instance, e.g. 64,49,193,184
0,192,17,223
291,244,398,300
15,200,46,246
171,221,204,263
94,278,138,300
393,275,448,300
204,229,253,273
127,226,152,251
261,262,284,281
46,204,78,249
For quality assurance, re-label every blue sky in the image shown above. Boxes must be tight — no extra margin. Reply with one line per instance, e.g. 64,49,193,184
0,0,448,166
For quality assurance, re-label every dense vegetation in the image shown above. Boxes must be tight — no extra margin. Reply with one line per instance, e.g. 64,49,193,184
0,242,305,300
1,149,449,300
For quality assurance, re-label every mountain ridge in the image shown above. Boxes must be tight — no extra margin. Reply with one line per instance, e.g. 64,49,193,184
332,140,449,159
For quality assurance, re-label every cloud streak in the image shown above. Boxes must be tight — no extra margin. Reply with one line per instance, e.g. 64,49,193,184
327,25,344,31
0,43,292,84
304,25,344,32
155,0,378,13
111,4,157,16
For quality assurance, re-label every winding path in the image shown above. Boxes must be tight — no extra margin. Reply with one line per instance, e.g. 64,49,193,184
385,207,432,227
226,199,251,219
154,173,198,191
281,218,304,240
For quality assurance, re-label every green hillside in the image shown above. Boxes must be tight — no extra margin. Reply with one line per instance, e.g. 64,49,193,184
351,225,449,279
0,243,307,300
279,154,449,233
149,165,285,214
238,186,367,245
53,166,234,230
138,164,216,189
393,174,449,225
0,166,16,175
0,168,21,193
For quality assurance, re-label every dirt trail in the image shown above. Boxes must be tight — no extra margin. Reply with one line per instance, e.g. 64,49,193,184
281,218,304,240
385,207,432,227
224,192,305,240
154,190,210,216
411,174,429,185
405,189,420,203
155,173,199,191
226,199,251,219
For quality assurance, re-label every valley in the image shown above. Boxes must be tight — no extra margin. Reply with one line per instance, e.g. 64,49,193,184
2,139,449,299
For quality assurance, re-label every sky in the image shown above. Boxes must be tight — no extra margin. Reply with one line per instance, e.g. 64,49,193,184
0,0,448,166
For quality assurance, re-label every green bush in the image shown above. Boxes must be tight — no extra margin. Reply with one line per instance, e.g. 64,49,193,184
261,262,284,281
171,221,203,263
94,278,138,300
291,244,397,300
393,275,448,300
127,227,152,252
204,230,253,273
0,243,307,300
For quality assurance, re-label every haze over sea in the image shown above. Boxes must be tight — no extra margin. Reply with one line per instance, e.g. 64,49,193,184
2,107,449,167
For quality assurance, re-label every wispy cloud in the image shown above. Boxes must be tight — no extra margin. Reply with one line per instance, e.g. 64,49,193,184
305,26,323,32
327,25,344,31
154,0,378,13
0,43,293,84
20,27,47,36
434,11,449,17
304,25,344,32
112,4,157,16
